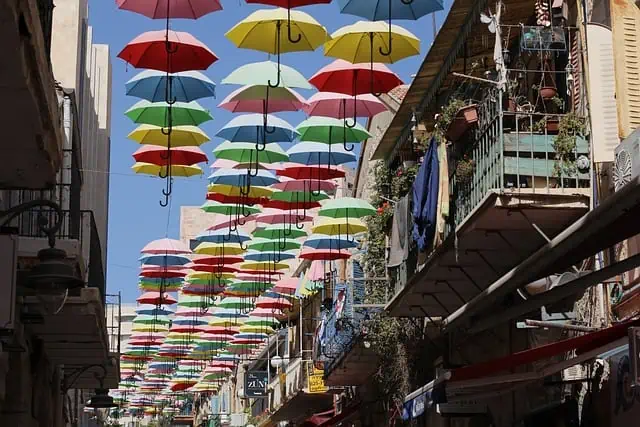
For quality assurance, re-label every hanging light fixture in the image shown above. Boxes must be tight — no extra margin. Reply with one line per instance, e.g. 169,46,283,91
86,388,118,409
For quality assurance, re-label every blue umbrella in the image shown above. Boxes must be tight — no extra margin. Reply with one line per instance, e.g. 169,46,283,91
338,0,444,21
216,114,299,144
212,309,249,320
243,250,297,262
303,234,359,250
172,317,209,326
136,305,175,316
287,142,357,165
208,168,279,187
195,229,252,244
138,253,192,266
137,277,184,285
125,70,216,102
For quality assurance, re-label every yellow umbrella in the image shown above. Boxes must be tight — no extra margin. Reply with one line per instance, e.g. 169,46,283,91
132,323,169,333
207,184,273,198
128,124,210,147
324,21,420,64
240,324,275,334
187,271,236,281
312,218,368,235
226,8,329,55
132,162,204,177
239,261,290,271
194,242,246,256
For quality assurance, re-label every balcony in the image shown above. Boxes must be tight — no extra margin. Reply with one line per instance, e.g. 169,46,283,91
386,92,590,318
0,0,64,189
265,358,333,423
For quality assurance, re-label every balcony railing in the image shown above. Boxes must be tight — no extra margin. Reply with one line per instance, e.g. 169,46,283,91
15,208,106,301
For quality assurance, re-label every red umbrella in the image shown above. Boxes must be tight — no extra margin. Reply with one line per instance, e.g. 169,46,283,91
272,277,299,295
118,30,218,73
262,199,321,210
299,248,351,261
116,0,223,19
191,254,245,265
133,145,208,166
206,192,269,205
190,264,239,274
309,59,403,96
277,163,345,180
137,292,178,305
255,296,293,310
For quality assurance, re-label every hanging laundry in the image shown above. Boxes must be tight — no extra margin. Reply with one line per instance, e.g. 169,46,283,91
412,137,440,252
388,194,411,268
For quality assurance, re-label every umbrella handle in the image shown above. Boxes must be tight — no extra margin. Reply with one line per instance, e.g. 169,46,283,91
378,0,394,57
343,121,355,152
268,22,282,88
286,7,302,44
401,0,414,3
369,34,383,96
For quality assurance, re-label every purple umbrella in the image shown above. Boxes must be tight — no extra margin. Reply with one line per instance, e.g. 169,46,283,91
116,0,223,19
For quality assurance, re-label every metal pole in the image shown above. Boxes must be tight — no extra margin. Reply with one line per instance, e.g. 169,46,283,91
523,319,598,332
299,299,303,357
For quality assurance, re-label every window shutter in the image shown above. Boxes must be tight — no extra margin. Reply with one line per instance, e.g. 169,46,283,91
586,23,619,162
611,0,640,138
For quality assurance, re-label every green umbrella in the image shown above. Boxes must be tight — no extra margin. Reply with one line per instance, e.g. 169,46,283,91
318,197,376,218
248,238,301,252
296,116,371,144
224,85,303,101
244,316,280,327
201,201,261,216
226,281,273,292
177,294,216,308
270,190,329,203
217,297,254,310
125,100,213,127
185,277,232,286
222,60,312,89
213,141,289,164
253,225,308,240
132,315,171,325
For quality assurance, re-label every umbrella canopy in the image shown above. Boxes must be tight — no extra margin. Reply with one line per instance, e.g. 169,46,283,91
287,142,357,165
118,30,218,73
141,238,191,254
299,247,351,260
324,21,420,64
125,70,216,102
208,168,279,187
277,162,345,180
125,100,213,127
216,114,298,143
213,142,288,164
193,242,247,256
303,234,359,250
226,8,329,54
128,124,210,147
200,201,262,216
222,61,312,89
296,116,371,143
246,0,331,7
132,145,208,166
218,85,306,114
337,0,444,21
272,179,336,192
304,91,387,118
116,0,223,19
309,59,403,95
312,217,368,235
137,292,178,305
132,162,203,177
318,197,376,218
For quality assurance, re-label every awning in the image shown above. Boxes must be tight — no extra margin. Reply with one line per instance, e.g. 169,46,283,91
302,405,361,427
403,318,640,419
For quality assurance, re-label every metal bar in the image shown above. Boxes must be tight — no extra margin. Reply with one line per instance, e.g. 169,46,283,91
523,319,598,332
466,252,640,334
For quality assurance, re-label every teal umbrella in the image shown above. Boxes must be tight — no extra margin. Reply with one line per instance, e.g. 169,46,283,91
125,100,213,127
222,60,313,89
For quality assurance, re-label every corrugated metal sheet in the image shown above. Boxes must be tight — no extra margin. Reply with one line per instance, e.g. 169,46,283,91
587,23,619,162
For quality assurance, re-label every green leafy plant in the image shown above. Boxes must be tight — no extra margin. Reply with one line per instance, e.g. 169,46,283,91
391,164,419,200
455,155,475,185
552,112,586,177
434,98,466,142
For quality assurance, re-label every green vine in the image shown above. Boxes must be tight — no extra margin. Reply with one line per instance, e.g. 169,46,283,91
434,98,466,142
391,164,419,200
552,113,585,177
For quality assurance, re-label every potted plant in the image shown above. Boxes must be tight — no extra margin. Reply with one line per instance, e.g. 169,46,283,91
537,58,557,100
437,98,478,142
505,79,521,112
552,112,586,177
455,154,475,186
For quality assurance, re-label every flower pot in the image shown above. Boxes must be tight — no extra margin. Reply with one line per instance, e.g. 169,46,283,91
545,118,560,134
539,86,557,100
507,98,518,112
445,104,478,141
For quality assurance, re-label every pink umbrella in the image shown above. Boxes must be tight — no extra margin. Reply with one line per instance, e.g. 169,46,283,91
272,277,300,295
304,91,387,119
255,296,293,310
210,159,281,171
207,215,258,231
299,248,351,261
137,292,178,305
116,0,223,19
255,208,313,225
141,238,191,255
272,179,336,192
118,30,218,73
250,307,286,318
309,59,403,96
308,260,324,281
218,85,307,114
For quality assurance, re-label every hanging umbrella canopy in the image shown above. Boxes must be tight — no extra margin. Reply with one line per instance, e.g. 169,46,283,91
138,253,191,266
116,0,223,18
312,217,368,235
303,234,358,250
248,238,301,252
200,201,262,216
118,30,218,73
142,238,192,255
132,145,208,166
207,183,273,198
193,242,247,256
277,162,345,180
299,247,351,260
297,116,371,143
337,0,444,21
304,92,387,118
222,60,313,89
125,100,213,127
287,142,357,165
128,124,210,147
137,292,179,305
270,190,329,203
256,208,313,224
216,114,298,143
125,70,216,102
318,197,376,218
219,85,307,114
272,179,336,193
136,305,175,316
138,277,183,292
225,8,330,54
133,315,171,325
217,297,254,310
208,168,280,187
213,142,289,164
243,251,297,262
191,254,245,266
132,162,203,177
194,229,251,244
272,277,300,295
255,296,293,310
324,21,420,64
309,59,403,95
239,261,290,271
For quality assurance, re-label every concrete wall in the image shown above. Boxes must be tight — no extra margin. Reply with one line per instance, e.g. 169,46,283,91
180,206,216,246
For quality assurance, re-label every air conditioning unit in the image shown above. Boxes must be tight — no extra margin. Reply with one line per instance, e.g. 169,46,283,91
0,235,18,334
613,128,640,191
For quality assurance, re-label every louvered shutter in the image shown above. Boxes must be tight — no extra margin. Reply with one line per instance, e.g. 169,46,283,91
570,30,582,113
587,23,619,162
611,0,640,138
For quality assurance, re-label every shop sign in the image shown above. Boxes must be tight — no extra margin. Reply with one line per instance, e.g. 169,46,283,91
246,371,268,398
308,365,328,394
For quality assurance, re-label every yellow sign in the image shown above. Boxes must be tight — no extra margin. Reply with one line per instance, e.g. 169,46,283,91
308,367,328,393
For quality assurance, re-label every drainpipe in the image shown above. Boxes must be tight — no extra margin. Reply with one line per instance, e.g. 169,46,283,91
61,92,73,213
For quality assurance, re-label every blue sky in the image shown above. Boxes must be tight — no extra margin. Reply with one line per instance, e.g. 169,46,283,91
88,0,451,303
